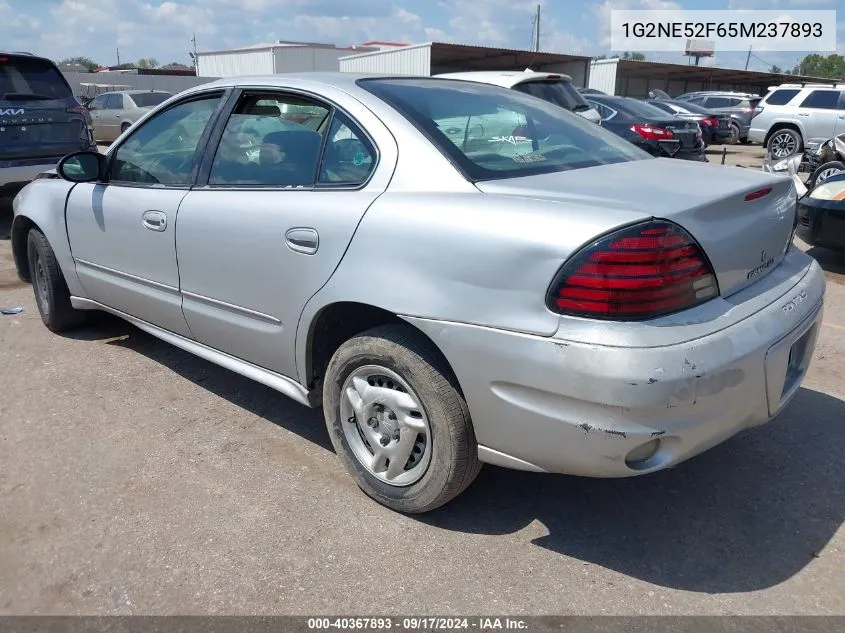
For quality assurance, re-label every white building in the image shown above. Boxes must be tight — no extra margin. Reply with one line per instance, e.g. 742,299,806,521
339,42,592,85
195,40,379,78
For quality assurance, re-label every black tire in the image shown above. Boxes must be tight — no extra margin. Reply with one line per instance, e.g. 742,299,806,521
323,324,481,514
808,160,845,189
767,127,803,158
26,229,86,332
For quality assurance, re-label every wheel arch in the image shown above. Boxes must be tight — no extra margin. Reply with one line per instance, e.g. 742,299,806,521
11,181,86,297
764,121,803,147
298,300,465,402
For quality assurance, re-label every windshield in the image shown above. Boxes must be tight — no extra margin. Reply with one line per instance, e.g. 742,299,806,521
360,78,650,181
130,92,173,107
513,79,591,112
0,55,72,101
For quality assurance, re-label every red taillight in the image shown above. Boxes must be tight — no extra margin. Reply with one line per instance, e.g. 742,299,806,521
744,187,772,202
630,124,673,140
700,117,719,127
548,220,719,320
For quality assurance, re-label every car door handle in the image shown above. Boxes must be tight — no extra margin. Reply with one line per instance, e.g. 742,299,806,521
285,228,319,254
798,112,810,116
142,210,167,232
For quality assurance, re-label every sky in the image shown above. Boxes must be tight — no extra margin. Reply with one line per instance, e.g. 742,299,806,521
0,0,841,72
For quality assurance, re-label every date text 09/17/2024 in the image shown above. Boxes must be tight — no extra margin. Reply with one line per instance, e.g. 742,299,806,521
307,618,530,631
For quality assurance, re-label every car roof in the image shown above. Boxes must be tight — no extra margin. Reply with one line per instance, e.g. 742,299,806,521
432,70,574,89
180,71,559,96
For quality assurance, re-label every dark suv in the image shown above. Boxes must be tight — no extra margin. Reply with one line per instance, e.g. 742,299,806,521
1,52,97,209
676,91,761,144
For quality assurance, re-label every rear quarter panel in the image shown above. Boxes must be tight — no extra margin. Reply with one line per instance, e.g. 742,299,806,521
295,189,651,382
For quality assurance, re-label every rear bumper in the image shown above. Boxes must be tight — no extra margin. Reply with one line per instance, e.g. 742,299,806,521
748,127,766,145
404,252,825,477
0,159,64,198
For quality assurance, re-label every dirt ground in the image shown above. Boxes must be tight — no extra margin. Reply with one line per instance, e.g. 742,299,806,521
1,147,843,615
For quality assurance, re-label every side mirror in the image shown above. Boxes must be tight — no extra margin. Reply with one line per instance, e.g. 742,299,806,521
56,151,106,183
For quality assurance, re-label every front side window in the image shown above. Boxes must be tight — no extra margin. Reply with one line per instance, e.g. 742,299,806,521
103,94,123,110
362,78,649,181
110,94,221,186
800,90,841,110
209,93,331,187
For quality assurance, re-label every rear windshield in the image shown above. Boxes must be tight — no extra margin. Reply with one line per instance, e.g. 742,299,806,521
611,98,675,119
360,78,650,182
512,79,592,112
662,100,712,115
0,55,72,101
130,92,173,107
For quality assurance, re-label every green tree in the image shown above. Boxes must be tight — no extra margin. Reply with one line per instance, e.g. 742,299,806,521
623,51,646,60
59,56,99,71
792,53,845,79
770,64,782,73
136,58,160,69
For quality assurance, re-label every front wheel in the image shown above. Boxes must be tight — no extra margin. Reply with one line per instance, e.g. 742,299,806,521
323,324,481,514
808,160,845,189
27,229,86,332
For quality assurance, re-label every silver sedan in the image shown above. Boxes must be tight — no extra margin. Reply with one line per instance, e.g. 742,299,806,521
87,90,173,142
11,73,825,513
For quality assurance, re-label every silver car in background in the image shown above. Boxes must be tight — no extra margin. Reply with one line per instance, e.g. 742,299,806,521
12,73,825,513
87,90,173,142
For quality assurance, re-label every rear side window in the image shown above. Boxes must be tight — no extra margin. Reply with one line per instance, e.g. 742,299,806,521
513,80,589,112
103,94,122,109
0,55,72,101
764,89,800,105
704,97,730,108
130,92,173,108
800,90,841,110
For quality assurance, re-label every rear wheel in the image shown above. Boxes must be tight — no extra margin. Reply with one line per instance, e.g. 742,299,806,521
768,128,803,158
323,324,481,514
26,229,86,332
809,160,845,189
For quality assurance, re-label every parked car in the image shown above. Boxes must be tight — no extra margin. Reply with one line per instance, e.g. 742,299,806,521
87,90,174,142
435,70,602,125
584,94,706,161
749,83,845,159
0,51,97,209
12,73,824,513
676,91,761,144
796,172,845,253
578,87,607,95
646,99,733,146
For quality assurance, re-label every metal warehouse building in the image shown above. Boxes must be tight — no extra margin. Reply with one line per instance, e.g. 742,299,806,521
196,40,380,78
339,42,593,86
589,57,839,97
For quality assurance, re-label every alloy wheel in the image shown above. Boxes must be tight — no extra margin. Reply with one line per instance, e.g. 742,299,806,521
770,131,797,158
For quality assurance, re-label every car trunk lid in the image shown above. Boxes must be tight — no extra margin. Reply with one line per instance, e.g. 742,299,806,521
475,158,797,298
1,54,88,161
0,100,89,160
653,117,699,149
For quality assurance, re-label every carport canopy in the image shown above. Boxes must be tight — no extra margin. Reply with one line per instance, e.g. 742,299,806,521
428,42,592,86
611,58,839,98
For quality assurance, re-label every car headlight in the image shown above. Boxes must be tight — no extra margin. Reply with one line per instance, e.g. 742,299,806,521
809,179,845,201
